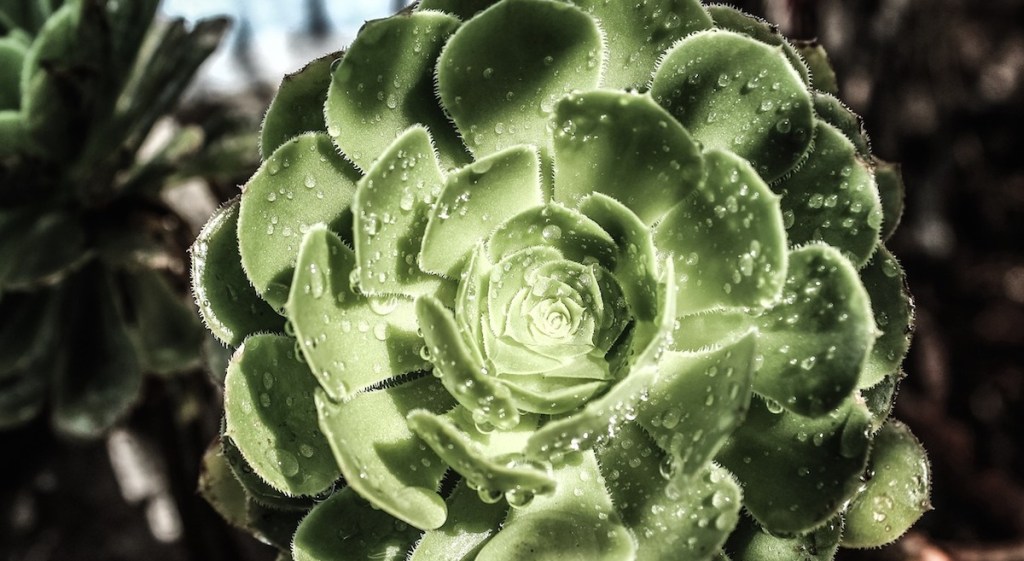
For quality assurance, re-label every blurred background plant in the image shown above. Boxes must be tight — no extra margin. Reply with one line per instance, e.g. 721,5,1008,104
1,0,1022,560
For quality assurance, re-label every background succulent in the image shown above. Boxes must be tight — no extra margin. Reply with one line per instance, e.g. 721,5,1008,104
195,0,930,559
0,0,254,437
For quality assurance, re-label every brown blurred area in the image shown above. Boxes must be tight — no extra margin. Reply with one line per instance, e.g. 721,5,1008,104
734,0,1024,559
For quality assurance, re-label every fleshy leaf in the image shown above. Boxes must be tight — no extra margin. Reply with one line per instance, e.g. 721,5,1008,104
599,423,742,561
198,440,251,531
499,376,607,415
293,488,422,561
842,421,931,548
488,203,618,269
579,193,659,322
354,125,451,297
672,309,750,352
706,5,810,87
0,109,24,157
774,121,883,267
568,0,712,89
238,133,360,310
288,226,428,401
525,261,676,459
725,514,842,561
552,90,704,225
221,436,317,511
874,160,906,242
191,198,284,348
407,409,555,496
863,371,901,433
122,268,204,375
437,0,603,159
421,145,544,277
0,36,26,109
315,376,453,530
858,247,913,388
638,331,757,478
813,92,871,158
796,41,839,96
418,0,500,20
53,265,141,439
417,294,520,430
455,243,491,350
0,208,87,290
754,245,875,416
325,11,466,171
223,334,340,496
475,451,636,561
717,396,872,534
654,149,787,315
652,29,813,182
261,50,338,158
410,479,509,561
0,289,60,378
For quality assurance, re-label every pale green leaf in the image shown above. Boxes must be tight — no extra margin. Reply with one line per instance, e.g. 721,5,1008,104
238,133,360,310
325,11,466,171
858,247,913,389
261,50,338,158
410,479,508,561
288,226,428,401
552,90,704,225
223,334,340,496
315,376,454,530
293,488,421,561
652,29,813,182
437,0,602,160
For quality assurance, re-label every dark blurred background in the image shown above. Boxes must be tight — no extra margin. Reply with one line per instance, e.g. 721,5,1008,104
2,0,1023,559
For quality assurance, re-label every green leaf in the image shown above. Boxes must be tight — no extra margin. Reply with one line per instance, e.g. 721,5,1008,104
0,289,61,379
706,5,810,87
874,160,906,243
325,11,466,171
288,226,428,401
53,264,142,439
191,198,285,348
842,421,931,548
753,245,875,417
653,149,787,315
122,268,204,376
487,203,618,269
796,41,839,96
568,0,711,89
223,334,340,496
19,4,78,158
0,109,24,157
455,243,490,350
717,396,872,535
420,145,544,278
525,261,676,460
418,0,500,20
725,514,842,561
652,29,813,182
198,439,251,531
858,247,913,389
221,436,318,511
579,193,659,322
245,500,306,552
638,331,757,478
774,121,883,267
552,90,704,225
813,92,870,158
417,294,520,430
354,126,452,297
499,375,607,415
407,409,555,497
437,0,603,159
0,363,47,429
410,479,509,561
672,309,750,353
0,208,88,290
238,132,360,310
293,488,422,561
0,36,26,109
863,371,901,433
475,450,636,561
315,376,454,530
261,50,338,158
599,423,742,561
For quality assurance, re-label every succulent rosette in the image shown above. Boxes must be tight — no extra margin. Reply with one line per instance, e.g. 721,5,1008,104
194,0,930,559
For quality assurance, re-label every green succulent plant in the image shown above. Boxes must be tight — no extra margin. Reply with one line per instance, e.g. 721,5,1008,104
195,0,930,559
0,0,248,437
